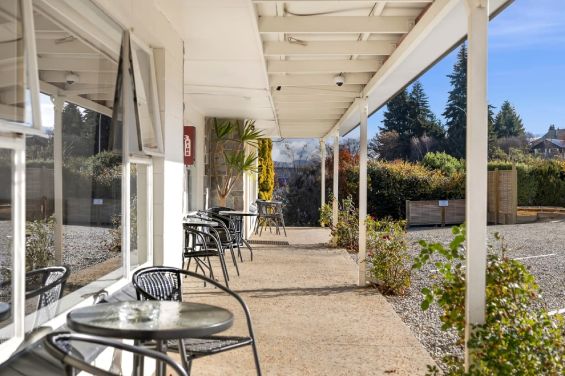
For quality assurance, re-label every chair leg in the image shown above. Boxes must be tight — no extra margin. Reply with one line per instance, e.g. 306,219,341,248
179,339,191,375
206,256,215,280
237,243,243,262
228,244,240,276
243,239,254,261
251,342,262,376
280,215,287,236
218,251,230,287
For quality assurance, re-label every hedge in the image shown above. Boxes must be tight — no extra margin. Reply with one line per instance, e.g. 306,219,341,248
367,161,464,219
337,158,565,219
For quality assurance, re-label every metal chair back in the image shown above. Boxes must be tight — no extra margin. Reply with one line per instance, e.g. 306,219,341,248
45,331,188,376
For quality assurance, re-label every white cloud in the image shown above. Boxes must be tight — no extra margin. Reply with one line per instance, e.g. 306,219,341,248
490,0,565,49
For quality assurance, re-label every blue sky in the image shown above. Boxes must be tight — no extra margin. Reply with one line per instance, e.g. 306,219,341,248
344,0,565,141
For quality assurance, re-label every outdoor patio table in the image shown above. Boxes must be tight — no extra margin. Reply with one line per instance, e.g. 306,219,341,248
183,218,219,227
67,300,233,376
0,302,10,321
219,211,257,260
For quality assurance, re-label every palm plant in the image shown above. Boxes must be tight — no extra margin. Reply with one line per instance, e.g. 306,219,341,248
211,119,263,206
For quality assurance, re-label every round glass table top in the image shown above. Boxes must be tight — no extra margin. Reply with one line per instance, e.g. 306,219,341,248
67,301,233,340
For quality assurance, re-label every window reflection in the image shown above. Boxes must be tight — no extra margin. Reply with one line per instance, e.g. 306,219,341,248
0,148,13,342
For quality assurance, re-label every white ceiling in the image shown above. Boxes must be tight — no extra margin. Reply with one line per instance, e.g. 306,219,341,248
163,0,513,139
179,0,278,136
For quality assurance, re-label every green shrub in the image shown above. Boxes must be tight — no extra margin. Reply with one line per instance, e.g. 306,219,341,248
422,152,465,175
367,217,410,295
26,216,55,271
258,139,275,200
319,201,332,228
413,226,565,375
367,160,465,219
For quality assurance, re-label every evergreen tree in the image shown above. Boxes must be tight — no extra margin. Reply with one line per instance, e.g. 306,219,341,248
488,104,497,158
62,103,96,157
443,44,467,158
408,81,444,139
381,89,412,157
493,100,525,138
258,138,275,200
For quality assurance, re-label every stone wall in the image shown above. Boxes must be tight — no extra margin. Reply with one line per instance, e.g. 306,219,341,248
204,118,245,210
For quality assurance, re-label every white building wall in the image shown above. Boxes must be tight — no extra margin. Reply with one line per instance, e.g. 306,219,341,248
92,0,185,267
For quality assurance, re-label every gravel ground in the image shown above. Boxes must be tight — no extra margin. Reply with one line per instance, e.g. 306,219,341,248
62,224,115,274
385,221,565,369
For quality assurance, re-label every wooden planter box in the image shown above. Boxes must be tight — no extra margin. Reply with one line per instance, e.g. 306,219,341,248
406,199,465,227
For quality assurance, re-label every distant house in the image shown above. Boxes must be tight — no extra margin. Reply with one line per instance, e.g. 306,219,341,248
530,125,565,158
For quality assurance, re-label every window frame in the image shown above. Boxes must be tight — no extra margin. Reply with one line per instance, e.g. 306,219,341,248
0,2,157,359
0,134,26,362
130,35,164,157
0,0,43,134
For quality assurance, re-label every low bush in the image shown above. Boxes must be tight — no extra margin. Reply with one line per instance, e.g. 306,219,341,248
320,198,411,295
26,216,55,271
422,152,465,175
367,217,410,295
413,226,565,375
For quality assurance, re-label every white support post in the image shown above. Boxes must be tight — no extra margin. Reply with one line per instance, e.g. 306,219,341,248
320,139,326,205
464,0,489,370
12,136,25,342
332,131,339,226
53,96,64,264
358,97,368,286
121,32,132,278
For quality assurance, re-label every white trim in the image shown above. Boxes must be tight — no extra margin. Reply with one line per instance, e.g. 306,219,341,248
358,98,368,286
332,132,339,226
22,0,43,131
121,32,132,280
0,134,26,362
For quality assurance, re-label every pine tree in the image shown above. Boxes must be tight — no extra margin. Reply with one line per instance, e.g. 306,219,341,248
443,44,467,158
381,89,412,158
493,101,525,138
488,104,497,158
408,81,444,139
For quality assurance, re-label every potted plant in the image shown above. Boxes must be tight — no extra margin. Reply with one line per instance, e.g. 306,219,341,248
211,119,263,207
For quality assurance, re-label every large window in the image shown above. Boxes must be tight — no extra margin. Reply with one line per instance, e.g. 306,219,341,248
0,0,161,357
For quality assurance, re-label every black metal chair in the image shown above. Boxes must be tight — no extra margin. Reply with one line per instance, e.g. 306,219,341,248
255,200,286,236
206,210,244,263
191,212,241,275
44,331,187,376
132,266,262,376
183,225,229,287
26,265,70,328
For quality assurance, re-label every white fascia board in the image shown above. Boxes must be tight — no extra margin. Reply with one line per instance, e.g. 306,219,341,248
329,0,512,138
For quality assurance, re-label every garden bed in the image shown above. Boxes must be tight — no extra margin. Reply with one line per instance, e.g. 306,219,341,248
385,222,565,369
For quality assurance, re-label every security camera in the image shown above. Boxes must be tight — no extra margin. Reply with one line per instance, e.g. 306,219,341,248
334,74,344,87
65,72,80,85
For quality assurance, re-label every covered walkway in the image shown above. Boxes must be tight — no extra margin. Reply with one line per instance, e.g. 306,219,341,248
183,228,434,375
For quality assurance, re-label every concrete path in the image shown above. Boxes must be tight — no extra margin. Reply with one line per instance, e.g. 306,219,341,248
182,227,434,375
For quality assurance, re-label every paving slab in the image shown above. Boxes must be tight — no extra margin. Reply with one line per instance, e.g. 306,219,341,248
180,227,434,375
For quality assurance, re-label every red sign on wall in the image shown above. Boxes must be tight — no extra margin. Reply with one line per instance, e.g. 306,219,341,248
183,126,195,166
